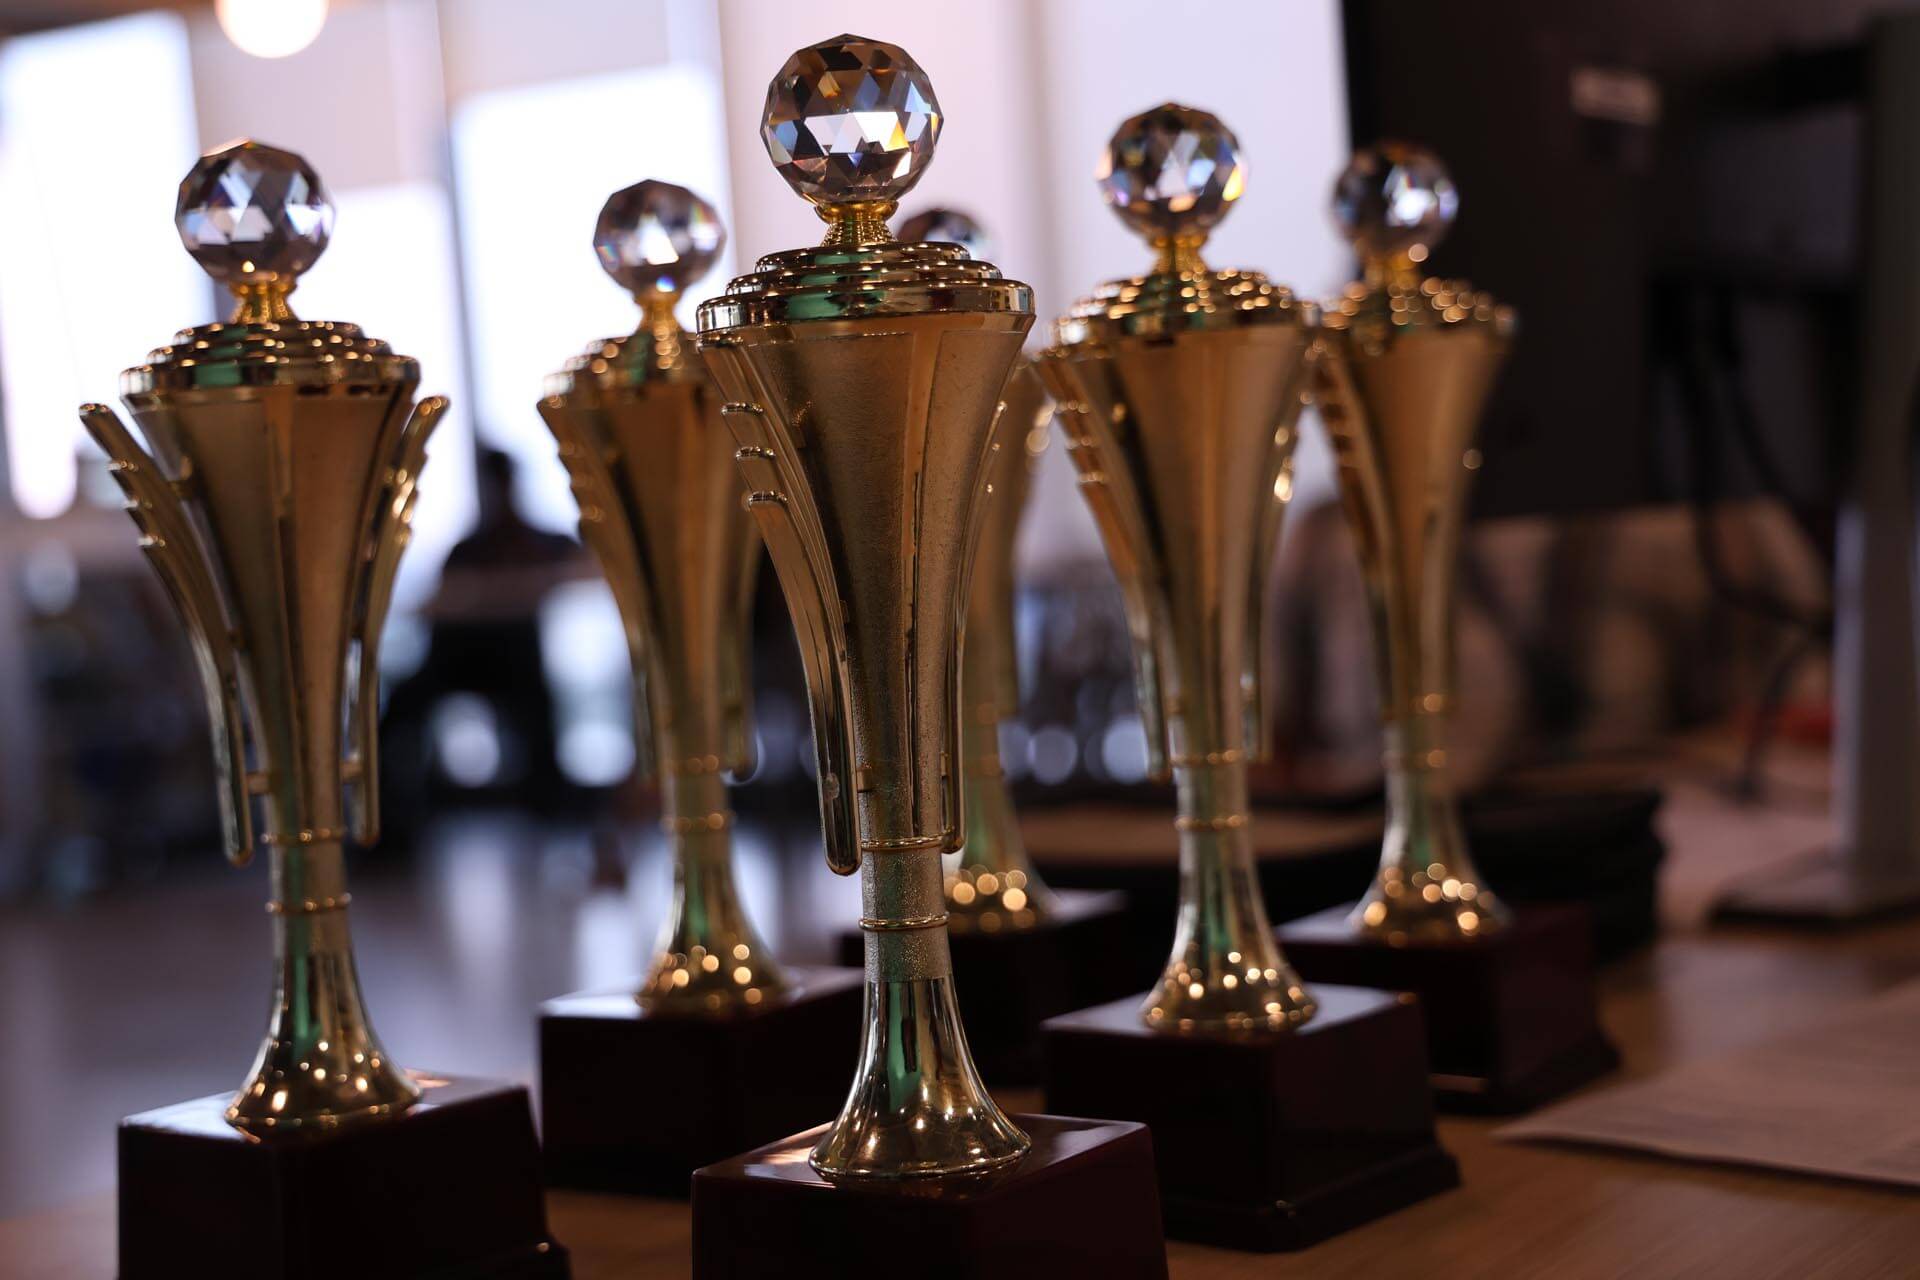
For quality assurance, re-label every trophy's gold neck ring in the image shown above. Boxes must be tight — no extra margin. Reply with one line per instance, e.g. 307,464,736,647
1052,267,1317,346
121,319,418,396
1323,273,1518,341
697,241,1030,332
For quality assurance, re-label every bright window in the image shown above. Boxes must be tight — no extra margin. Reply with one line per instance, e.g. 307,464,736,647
450,64,735,533
0,14,204,518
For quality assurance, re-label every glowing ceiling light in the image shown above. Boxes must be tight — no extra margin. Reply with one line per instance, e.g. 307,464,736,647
215,0,328,59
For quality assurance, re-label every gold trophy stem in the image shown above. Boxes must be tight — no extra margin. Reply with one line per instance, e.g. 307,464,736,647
813,836,1026,1178
1351,651,1506,940
643,763,789,1009
1149,232,1208,276
949,620,1059,926
1145,756,1315,1030
228,278,297,324
950,701,1056,924
1316,330,1514,943
815,200,898,247
234,808,418,1132
1378,707,1474,897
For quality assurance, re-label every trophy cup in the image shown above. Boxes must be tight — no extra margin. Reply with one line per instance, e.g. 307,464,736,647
86,140,565,1279
687,36,1166,1278
535,179,860,1194
1275,142,1619,1111
1035,107,1457,1250
830,205,1132,1082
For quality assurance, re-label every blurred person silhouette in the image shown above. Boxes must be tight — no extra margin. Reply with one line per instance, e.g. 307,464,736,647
378,447,592,849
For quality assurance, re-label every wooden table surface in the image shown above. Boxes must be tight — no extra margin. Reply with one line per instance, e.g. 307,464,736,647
5,757,1918,1278
7,917,1919,1279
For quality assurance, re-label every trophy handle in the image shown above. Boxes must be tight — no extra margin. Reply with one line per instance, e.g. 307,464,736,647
539,397,664,786
947,394,1012,837
1307,349,1400,713
80,404,256,865
703,338,862,876
1244,348,1317,762
720,517,760,779
1033,351,1172,781
346,393,447,846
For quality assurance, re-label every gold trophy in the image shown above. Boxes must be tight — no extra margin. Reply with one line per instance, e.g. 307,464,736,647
1321,142,1513,944
896,208,1062,933
1035,104,1316,1034
90,139,565,1279
1037,108,1457,1251
826,205,1131,1085
1278,142,1618,1111
535,179,859,1193
687,38,1166,1274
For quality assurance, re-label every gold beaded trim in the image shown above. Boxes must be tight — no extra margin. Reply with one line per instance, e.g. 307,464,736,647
664,754,726,776
1169,749,1245,767
259,827,349,847
265,894,351,916
662,811,732,834
859,911,949,932
859,832,951,853
1384,748,1448,771
1175,813,1249,832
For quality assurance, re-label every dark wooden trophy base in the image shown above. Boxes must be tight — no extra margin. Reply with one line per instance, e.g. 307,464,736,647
1042,986,1458,1252
691,1114,1167,1279
837,888,1132,1082
539,965,862,1195
1276,904,1620,1113
118,1076,567,1280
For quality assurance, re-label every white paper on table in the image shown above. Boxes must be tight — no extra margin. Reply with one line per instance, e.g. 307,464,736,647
1498,977,1920,1187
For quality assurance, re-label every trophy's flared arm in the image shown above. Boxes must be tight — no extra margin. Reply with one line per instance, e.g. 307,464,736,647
346,394,447,846
1307,352,1402,716
1033,350,1172,781
80,403,255,865
539,395,664,785
703,337,862,876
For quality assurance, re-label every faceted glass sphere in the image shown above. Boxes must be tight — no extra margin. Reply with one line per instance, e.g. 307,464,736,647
761,33,942,206
176,139,332,283
897,206,989,260
1098,103,1246,241
1331,142,1459,261
594,180,726,296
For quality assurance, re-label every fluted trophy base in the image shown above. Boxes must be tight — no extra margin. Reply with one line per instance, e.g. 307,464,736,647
1277,903,1619,1112
835,888,1132,1083
808,973,1030,1179
692,1114,1166,1278
538,966,862,1196
118,1075,567,1280
1041,985,1457,1251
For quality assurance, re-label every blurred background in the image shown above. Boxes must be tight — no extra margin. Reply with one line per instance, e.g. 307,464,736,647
0,0,1892,1222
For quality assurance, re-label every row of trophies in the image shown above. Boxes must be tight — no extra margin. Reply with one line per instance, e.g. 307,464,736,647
90,33,1615,1280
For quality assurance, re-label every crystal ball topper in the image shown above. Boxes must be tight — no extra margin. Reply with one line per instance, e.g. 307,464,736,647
594,179,726,299
1098,103,1247,243
177,139,333,287
1332,141,1459,263
897,206,989,260
761,33,941,209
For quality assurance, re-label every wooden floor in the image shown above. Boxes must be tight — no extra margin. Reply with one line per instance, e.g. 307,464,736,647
3,766,1920,1277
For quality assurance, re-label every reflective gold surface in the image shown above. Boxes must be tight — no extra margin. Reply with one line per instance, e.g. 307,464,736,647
891,208,1060,929
77,143,431,1131
1316,143,1518,945
1041,104,1317,1033
950,360,1059,931
539,187,789,1014
695,34,1030,1179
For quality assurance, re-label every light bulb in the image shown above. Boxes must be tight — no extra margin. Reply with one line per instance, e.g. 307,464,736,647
216,0,328,60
